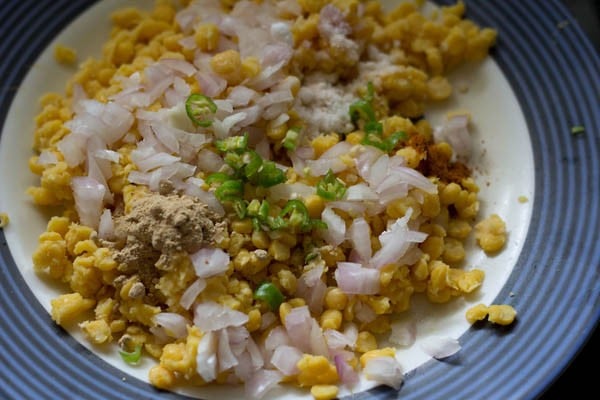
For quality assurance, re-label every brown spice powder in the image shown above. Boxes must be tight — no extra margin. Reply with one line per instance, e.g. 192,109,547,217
112,191,225,274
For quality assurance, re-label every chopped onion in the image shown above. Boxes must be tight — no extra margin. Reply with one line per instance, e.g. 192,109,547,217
193,301,249,331
179,278,207,310
218,328,239,372
433,114,471,161
270,345,302,376
71,176,106,230
284,306,312,352
196,331,218,382
334,262,380,295
369,209,427,269
228,85,258,107
389,319,417,347
347,217,371,262
153,312,188,339
363,356,403,390
324,329,355,350
190,247,230,278
97,209,114,240
264,325,291,355
420,336,461,359
227,326,250,356
320,207,346,246
309,318,329,357
244,369,283,400
344,183,379,201
333,352,359,387
37,150,58,165
296,266,327,314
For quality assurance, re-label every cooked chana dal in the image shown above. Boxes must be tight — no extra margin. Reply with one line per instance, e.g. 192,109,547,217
28,0,515,398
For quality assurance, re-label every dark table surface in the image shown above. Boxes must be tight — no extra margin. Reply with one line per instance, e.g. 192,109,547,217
539,1,599,399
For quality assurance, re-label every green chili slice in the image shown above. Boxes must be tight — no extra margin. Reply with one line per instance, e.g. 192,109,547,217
349,98,376,124
233,199,247,219
119,344,142,365
386,131,407,149
317,169,347,201
215,133,249,153
282,128,300,151
185,94,217,127
255,161,286,188
254,282,285,311
243,150,263,181
280,199,312,231
224,152,244,170
571,125,585,135
214,179,244,202
361,131,390,151
206,172,232,185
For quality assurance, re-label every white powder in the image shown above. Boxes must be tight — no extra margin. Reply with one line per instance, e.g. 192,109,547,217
294,79,356,138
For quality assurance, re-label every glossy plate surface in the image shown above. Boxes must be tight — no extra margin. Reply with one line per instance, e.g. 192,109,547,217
0,1,598,399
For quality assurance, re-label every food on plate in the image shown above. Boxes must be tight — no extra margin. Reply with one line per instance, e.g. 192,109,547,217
54,44,78,65
27,0,512,398
0,212,9,228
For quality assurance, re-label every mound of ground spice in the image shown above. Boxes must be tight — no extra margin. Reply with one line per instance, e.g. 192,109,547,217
112,191,225,274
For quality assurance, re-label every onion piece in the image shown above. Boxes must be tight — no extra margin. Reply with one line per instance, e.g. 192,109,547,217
196,331,218,382
264,326,291,355
347,217,371,262
153,312,188,339
433,114,471,161
333,352,359,387
420,336,461,359
71,176,106,230
270,345,302,376
363,356,403,390
334,262,380,295
309,318,329,357
190,247,230,278
244,369,283,400
218,328,239,372
369,209,427,269
97,209,114,240
193,301,249,331
179,278,207,310
324,329,355,350
284,306,312,352
389,319,417,347
320,207,346,246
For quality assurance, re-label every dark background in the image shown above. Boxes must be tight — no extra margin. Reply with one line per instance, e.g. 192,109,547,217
540,0,599,399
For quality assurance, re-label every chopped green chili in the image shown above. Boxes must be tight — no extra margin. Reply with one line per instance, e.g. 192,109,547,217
214,179,244,202
233,199,247,219
254,282,285,311
119,344,142,365
349,98,376,124
242,150,263,181
349,82,377,124
215,132,249,153
255,161,286,187
185,94,217,127
280,199,313,232
282,127,300,151
317,169,347,201
206,172,232,185
571,125,585,135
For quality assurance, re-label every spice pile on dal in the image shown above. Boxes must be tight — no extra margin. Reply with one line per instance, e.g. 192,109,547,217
28,0,515,398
